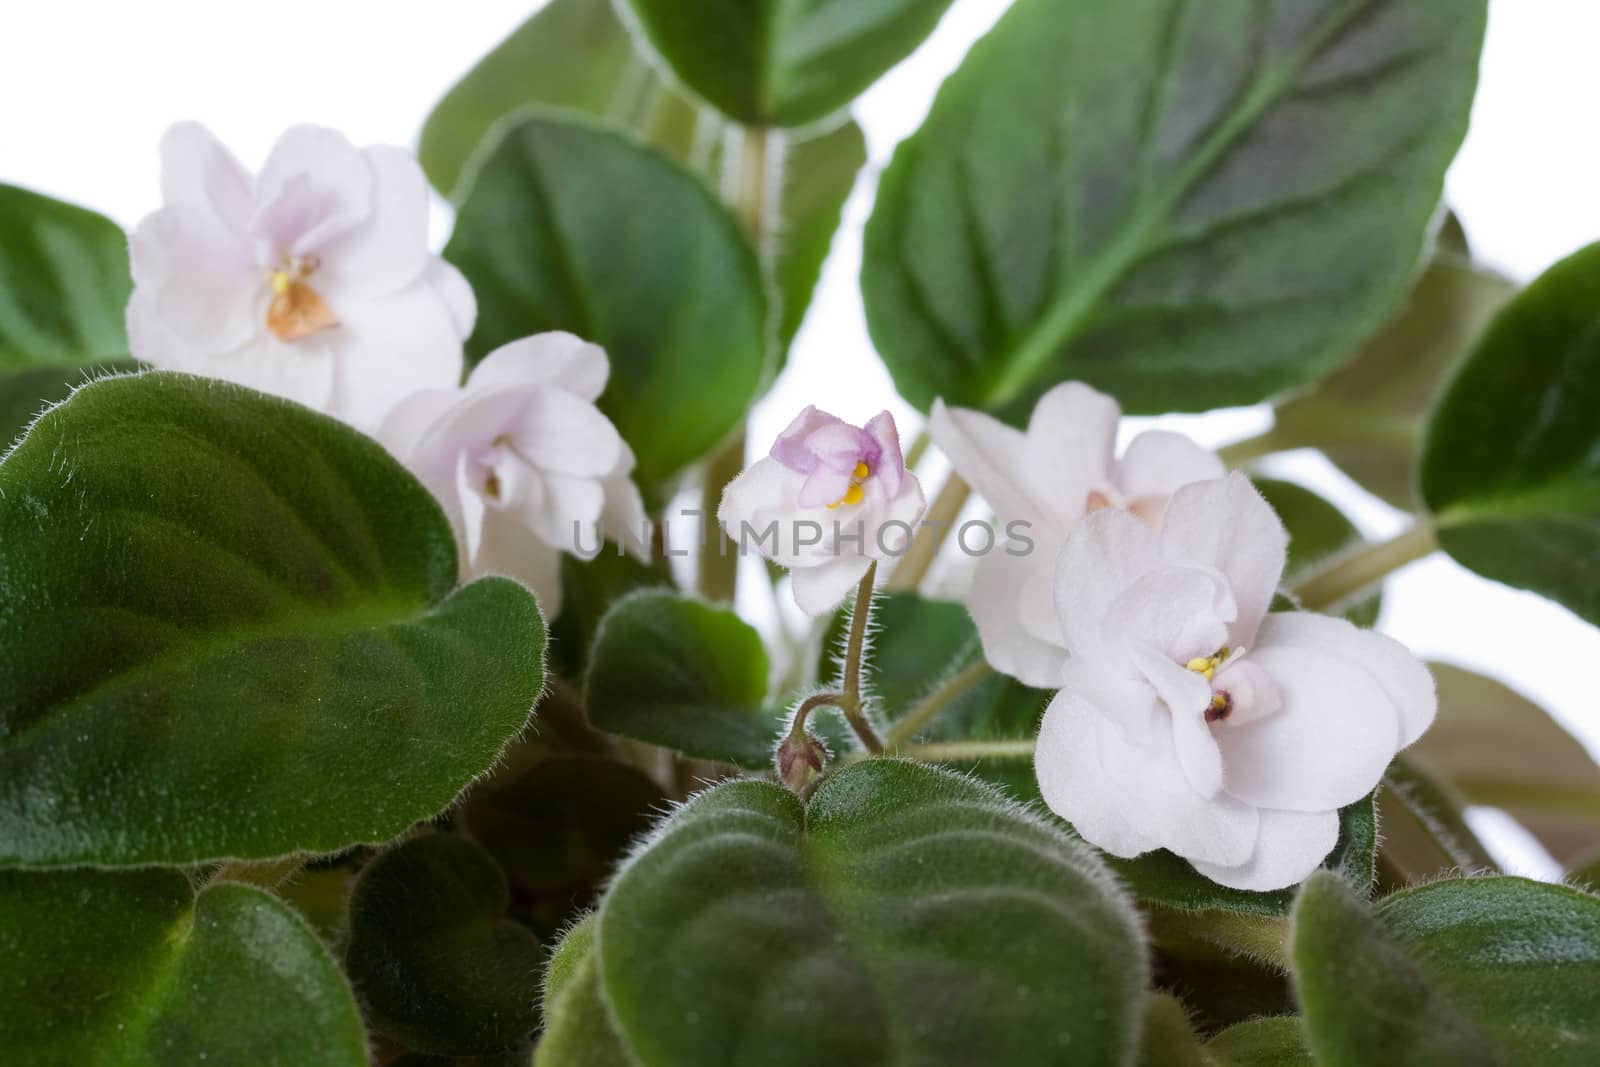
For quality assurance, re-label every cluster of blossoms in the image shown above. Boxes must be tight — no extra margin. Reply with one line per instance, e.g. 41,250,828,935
128,124,644,614
132,122,1434,893
725,383,1435,891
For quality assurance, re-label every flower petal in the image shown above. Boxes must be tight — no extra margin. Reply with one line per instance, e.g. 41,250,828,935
426,260,477,341
863,410,906,496
928,398,1041,524
1106,566,1234,665
324,280,466,430
1131,646,1224,799
470,332,609,401
1036,690,1258,866
1257,613,1436,748
255,125,372,254
522,472,606,548
1025,382,1120,515
1217,636,1402,812
1189,807,1339,892
718,457,809,568
315,144,430,298
377,387,461,469
1160,473,1286,648
1116,430,1226,502
966,548,1069,688
129,207,258,357
159,121,253,231
511,388,623,478
1055,507,1161,664
791,556,873,616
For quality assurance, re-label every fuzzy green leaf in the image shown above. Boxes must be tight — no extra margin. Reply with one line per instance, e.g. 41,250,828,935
0,372,545,867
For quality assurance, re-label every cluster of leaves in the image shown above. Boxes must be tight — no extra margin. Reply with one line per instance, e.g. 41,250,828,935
5,0,1600,1064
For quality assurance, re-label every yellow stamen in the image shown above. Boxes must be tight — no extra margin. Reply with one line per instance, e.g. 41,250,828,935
825,462,872,509
1185,646,1232,683
271,270,291,294
852,461,869,480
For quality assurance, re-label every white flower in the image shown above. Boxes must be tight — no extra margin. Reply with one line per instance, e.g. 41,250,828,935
719,407,926,615
128,122,474,430
380,332,647,617
1034,473,1435,891
930,382,1223,688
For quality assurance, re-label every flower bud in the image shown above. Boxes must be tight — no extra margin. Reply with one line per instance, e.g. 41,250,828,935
776,731,828,793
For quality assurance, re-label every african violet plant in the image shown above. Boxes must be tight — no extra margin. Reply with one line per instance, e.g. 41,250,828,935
5,0,1600,1064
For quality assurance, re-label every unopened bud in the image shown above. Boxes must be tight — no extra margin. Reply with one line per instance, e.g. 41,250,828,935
777,732,828,793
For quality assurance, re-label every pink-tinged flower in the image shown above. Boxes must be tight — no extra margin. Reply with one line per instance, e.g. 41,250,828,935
930,382,1223,688
380,332,647,617
127,122,473,430
1034,473,1435,891
719,407,926,615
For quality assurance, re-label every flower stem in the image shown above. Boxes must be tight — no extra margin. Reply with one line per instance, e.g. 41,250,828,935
837,562,884,754
1216,425,1292,468
902,428,931,471
697,433,744,601
1288,522,1438,613
887,473,971,593
900,739,1036,762
884,659,994,751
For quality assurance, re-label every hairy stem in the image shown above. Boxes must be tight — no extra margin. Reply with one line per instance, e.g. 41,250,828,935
1289,522,1438,613
900,739,1036,762
838,562,884,754
884,660,995,751
887,473,972,593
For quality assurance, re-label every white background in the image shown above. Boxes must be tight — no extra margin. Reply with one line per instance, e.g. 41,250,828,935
3,0,1598,874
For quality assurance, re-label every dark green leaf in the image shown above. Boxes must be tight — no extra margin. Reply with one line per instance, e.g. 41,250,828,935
549,548,671,677
0,183,131,369
585,589,780,767
1422,240,1600,626
597,760,1147,1066
1111,793,1376,916
345,834,543,1056
536,917,632,1067
1207,1016,1314,1066
419,0,706,199
1292,873,1600,1065
1256,477,1379,626
0,372,545,867
774,120,867,349
862,0,1486,418
618,0,956,126
459,754,665,936
1135,993,1209,1067
1272,257,1514,508
0,867,366,1065
445,115,766,503
1376,754,1496,890
0,358,138,451
1410,663,1600,863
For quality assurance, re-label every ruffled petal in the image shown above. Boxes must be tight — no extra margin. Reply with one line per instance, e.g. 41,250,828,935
1055,507,1161,665
315,145,430,298
1159,473,1286,648
1036,690,1258,866
1216,637,1402,812
470,332,609,401
1131,646,1224,798
1256,613,1436,748
324,281,466,431
717,457,809,568
129,207,259,357
255,125,371,255
1024,382,1120,516
377,387,461,469
966,548,1069,688
206,330,337,413
1105,566,1234,665
158,121,253,230
426,260,477,342
522,472,606,548
791,556,873,616
863,411,906,495
1116,430,1226,501
1189,807,1339,892
928,398,1041,524
511,388,622,478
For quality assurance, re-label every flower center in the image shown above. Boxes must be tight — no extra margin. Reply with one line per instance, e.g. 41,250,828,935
825,462,870,510
266,256,338,342
1186,646,1240,722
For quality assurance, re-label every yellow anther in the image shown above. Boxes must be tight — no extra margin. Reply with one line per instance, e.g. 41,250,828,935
1185,656,1214,673
1210,693,1228,711
853,461,870,480
842,484,864,506
271,270,291,294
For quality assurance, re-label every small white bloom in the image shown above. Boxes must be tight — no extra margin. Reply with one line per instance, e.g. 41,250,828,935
380,332,647,617
930,382,1223,687
1034,473,1436,891
718,406,926,615
128,121,474,430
